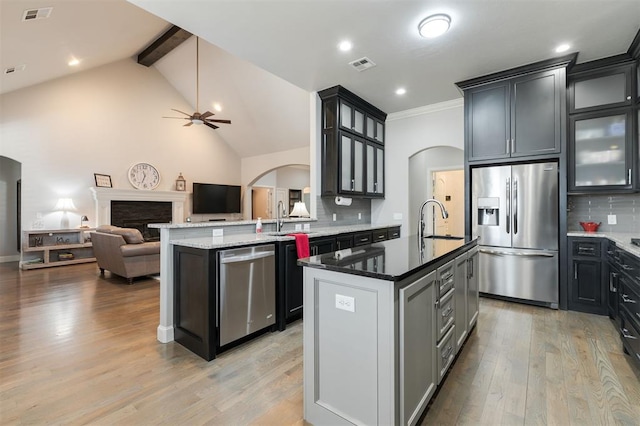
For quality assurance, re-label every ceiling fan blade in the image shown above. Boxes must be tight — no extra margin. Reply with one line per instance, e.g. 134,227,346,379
183,121,193,127
200,111,214,119
162,116,190,120
204,122,219,130
205,119,232,124
171,108,192,117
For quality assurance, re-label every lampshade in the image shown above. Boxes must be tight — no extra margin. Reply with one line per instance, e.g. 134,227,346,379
54,198,77,211
289,201,310,217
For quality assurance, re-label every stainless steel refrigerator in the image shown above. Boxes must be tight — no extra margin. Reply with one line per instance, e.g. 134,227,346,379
472,162,559,308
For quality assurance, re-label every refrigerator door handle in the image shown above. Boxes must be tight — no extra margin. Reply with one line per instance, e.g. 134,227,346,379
513,179,518,235
505,177,511,234
479,248,555,257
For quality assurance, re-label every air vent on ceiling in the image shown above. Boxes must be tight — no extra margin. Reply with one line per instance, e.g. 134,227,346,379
349,57,376,72
22,7,53,21
4,65,26,74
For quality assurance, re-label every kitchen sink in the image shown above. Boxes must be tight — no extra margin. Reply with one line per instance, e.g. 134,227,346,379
423,235,464,240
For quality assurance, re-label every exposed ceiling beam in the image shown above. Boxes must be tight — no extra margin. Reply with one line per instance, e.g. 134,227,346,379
137,25,192,67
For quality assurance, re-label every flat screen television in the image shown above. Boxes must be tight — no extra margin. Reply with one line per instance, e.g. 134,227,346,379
192,183,241,214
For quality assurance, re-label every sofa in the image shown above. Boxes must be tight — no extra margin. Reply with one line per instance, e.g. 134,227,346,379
91,225,160,284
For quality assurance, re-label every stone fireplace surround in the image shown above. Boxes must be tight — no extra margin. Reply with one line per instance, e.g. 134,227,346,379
90,187,188,229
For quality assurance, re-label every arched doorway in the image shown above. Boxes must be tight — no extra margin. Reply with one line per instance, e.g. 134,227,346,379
247,165,310,220
1,156,22,263
408,146,464,237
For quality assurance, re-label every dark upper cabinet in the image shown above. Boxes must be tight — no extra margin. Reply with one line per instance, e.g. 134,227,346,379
567,57,638,193
365,141,384,197
319,85,387,198
569,108,634,192
569,62,635,113
457,54,574,163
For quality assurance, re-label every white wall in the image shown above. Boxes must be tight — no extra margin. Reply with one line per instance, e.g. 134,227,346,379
0,59,241,231
0,156,21,261
276,166,310,190
371,99,464,234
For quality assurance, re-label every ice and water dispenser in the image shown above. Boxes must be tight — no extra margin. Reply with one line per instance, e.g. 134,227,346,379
477,197,499,226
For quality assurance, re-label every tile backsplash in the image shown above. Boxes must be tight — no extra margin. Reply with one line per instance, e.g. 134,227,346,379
315,196,371,227
567,193,640,233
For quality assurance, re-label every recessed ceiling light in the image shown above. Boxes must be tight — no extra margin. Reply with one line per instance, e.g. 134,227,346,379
555,43,570,53
395,88,407,95
338,40,353,52
213,103,222,112
418,14,451,38
68,58,80,66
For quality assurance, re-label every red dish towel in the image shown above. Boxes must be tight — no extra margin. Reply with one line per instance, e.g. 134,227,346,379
288,233,310,259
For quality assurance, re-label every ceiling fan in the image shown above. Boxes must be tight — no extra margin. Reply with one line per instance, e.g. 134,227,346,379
163,37,231,130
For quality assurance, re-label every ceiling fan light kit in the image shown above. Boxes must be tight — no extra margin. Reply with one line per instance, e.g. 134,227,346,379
163,37,231,130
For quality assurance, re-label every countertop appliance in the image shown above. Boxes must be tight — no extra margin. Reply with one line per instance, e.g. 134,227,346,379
472,162,559,308
218,244,276,346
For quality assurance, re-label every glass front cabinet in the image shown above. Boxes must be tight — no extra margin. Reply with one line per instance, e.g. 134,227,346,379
569,109,634,191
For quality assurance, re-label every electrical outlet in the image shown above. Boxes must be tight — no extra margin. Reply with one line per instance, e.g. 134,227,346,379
358,212,362,220
335,294,355,312
295,224,302,231
393,213,403,220
212,229,223,237
608,214,617,225
333,213,337,221
304,223,310,231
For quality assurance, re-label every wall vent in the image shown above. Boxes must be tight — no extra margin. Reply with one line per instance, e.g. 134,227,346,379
349,57,376,72
4,65,26,74
22,7,53,21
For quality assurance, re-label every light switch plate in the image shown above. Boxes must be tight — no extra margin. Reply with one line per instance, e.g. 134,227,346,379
335,294,355,312
608,214,617,225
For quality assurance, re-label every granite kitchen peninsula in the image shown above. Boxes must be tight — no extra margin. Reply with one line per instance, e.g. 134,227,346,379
299,235,479,426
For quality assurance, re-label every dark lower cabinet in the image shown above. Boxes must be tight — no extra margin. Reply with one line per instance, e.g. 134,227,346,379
568,237,607,315
277,227,398,330
173,246,217,361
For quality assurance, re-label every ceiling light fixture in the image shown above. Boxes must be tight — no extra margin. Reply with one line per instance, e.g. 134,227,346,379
418,14,451,38
395,88,406,95
68,58,80,66
338,40,353,52
213,103,222,112
555,43,570,53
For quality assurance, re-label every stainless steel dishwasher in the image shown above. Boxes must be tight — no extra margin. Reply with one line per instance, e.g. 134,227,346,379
218,244,276,346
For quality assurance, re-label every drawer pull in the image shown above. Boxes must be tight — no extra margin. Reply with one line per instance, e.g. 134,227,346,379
637,313,640,321
622,328,637,340
622,264,634,271
442,346,453,360
360,238,368,242
441,307,453,318
622,294,637,304
578,247,595,251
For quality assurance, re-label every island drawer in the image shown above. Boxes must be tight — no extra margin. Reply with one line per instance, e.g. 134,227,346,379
437,288,455,341
372,229,388,242
620,311,640,367
437,324,456,384
353,232,372,247
437,261,455,297
620,276,640,326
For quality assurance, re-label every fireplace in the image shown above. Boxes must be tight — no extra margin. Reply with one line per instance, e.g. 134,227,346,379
111,201,172,241
90,187,188,232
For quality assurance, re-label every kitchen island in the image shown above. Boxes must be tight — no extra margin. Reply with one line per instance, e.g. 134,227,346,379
298,235,478,426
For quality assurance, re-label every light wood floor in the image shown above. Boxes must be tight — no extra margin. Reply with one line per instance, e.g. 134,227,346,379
1,262,638,425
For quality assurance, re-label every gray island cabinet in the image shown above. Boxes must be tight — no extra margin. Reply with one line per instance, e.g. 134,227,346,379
299,235,478,425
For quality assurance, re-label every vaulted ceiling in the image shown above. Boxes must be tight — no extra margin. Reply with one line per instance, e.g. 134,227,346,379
2,0,638,159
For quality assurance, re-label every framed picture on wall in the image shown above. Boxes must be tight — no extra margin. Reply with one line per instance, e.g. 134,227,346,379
94,173,112,188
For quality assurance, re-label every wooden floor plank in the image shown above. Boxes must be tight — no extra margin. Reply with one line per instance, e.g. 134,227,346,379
1,262,639,425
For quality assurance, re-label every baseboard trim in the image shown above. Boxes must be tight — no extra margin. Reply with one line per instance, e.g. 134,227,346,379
157,325,174,343
0,255,20,263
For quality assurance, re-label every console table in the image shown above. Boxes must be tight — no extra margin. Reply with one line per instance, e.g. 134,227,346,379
21,228,95,270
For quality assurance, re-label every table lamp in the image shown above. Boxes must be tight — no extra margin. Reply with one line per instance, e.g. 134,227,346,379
289,201,310,217
80,215,89,228
54,198,76,229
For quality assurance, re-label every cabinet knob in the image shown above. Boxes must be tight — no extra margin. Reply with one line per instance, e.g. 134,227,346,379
627,95,632,100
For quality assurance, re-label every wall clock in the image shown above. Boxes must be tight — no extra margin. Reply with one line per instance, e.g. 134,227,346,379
128,162,160,190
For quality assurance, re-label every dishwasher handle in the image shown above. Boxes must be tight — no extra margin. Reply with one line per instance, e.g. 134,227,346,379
220,250,274,264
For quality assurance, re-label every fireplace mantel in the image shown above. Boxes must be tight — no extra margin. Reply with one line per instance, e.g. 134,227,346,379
90,187,188,226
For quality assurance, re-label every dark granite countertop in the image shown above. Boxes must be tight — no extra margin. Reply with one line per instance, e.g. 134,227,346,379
298,235,478,281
